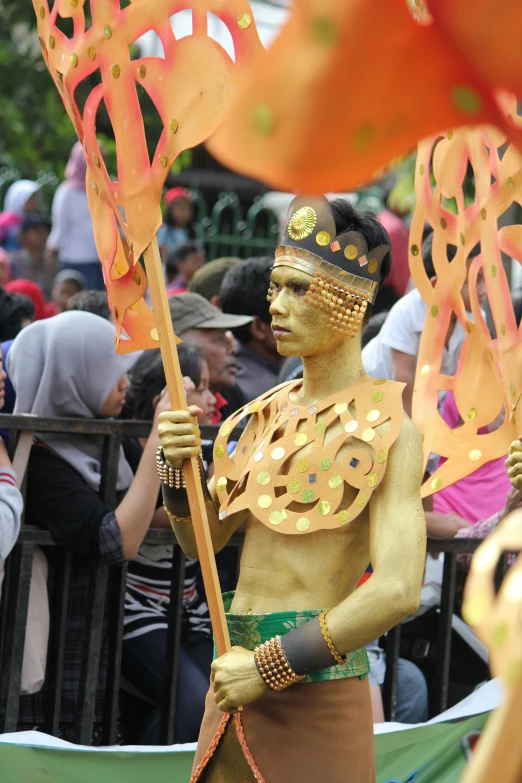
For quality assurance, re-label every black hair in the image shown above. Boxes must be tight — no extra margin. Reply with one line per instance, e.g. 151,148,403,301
512,293,522,327
0,290,34,341
127,344,205,420
361,311,389,348
67,290,111,320
166,241,203,278
219,256,273,344
329,199,392,287
421,233,481,279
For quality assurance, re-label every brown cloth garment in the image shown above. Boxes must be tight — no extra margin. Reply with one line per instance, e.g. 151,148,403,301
194,676,375,783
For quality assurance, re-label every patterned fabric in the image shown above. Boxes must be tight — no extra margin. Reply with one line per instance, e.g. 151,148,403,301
220,592,369,683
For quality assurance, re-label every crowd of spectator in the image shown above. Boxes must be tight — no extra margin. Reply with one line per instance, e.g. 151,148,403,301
0,146,518,746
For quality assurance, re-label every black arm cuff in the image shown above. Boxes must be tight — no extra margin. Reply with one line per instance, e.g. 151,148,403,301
279,617,337,675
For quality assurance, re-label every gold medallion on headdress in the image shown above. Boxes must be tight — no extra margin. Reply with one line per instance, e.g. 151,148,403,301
213,376,404,535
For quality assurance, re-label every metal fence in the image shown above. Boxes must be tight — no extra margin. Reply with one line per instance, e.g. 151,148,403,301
0,413,500,746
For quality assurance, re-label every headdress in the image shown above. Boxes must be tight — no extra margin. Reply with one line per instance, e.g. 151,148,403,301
270,195,389,337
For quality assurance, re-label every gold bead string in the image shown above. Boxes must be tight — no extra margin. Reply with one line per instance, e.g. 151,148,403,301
254,635,305,691
266,282,276,302
303,270,369,338
319,611,346,666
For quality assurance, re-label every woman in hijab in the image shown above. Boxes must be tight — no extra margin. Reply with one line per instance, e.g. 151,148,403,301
0,180,40,251
8,311,171,741
46,142,103,290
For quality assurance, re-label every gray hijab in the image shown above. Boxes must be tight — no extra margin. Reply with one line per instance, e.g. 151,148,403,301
8,311,139,492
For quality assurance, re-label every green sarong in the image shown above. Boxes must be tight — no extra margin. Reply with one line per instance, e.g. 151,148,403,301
218,591,369,683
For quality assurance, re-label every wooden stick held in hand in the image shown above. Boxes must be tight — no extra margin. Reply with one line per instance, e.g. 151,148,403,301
143,237,230,656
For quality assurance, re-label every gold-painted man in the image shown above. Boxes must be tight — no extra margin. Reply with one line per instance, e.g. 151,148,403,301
158,196,427,783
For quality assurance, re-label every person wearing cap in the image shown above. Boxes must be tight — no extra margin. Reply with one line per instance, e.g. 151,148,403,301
158,187,198,263
158,196,426,782
9,213,55,301
189,257,241,308
169,293,252,422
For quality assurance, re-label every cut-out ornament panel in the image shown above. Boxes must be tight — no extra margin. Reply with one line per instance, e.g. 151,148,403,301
34,0,262,352
410,103,522,497
207,0,522,194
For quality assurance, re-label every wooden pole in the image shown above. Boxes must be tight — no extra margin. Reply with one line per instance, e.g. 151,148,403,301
143,236,230,656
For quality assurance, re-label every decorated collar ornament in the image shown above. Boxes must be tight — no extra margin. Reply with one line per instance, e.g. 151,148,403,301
270,195,390,338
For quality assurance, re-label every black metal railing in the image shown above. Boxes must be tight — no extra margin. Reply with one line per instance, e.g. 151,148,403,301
0,414,505,743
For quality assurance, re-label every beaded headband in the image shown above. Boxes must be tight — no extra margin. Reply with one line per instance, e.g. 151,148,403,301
268,195,390,338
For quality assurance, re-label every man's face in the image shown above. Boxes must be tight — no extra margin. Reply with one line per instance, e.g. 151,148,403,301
22,225,49,256
181,327,238,390
269,266,350,357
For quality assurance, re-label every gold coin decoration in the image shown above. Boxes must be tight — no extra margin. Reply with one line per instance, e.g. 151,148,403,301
170,118,179,133
373,379,386,385
288,480,301,495
296,517,311,532
376,449,387,464
511,383,516,397
431,305,439,317
501,323,506,336
319,457,332,471
216,477,227,492
362,428,375,442
297,458,309,473
288,206,317,241
258,495,272,509
87,46,96,60
138,64,146,78
366,409,380,422
112,64,121,78
257,471,271,486
294,433,307,447
410,244,419,256
252,103,275,135
491,264,497,277
337,510,350,525
150,327,159,342
317,501,331,516
133,271,140,285
238,13,251,29
220,423,231,437
315,421,326,434
93,153,100,167
356,492,368,508
71,53,79,67
249,401,261,413
469,449,482,461
39,5,45,18
366,473,379,488
345,420,358,433
271,447,285,461
334,402,348,414
431,477,442,490
344,244,358,260
468,408,477,420
91,182,98,195
301,489,315,503
421,364,430,376
215,445,225,459
440,217,447,229
115,260,125,275
269,511,285,526
316,231,331,246
329,474,342,489
367,259,377,274
49,35,56,49
159,153,168,168
371,392,384,403
104,24,112,39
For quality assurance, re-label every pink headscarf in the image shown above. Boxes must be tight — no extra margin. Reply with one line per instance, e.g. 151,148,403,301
64,141,87,190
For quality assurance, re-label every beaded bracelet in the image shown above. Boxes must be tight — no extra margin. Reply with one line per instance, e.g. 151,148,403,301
319,611,346,666
156,446,185,488
254,636,305,691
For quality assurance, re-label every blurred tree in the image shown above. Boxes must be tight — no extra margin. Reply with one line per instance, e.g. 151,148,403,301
0,0,192,182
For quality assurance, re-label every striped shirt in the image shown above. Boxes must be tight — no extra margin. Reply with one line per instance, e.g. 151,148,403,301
124,544,211,642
